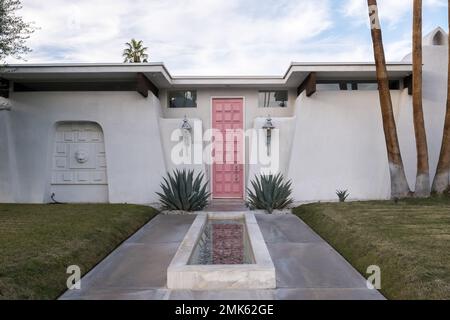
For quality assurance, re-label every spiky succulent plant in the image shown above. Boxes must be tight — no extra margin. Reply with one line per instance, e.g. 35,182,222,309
336,189,350,202
157,169,210,211
246,173,293,214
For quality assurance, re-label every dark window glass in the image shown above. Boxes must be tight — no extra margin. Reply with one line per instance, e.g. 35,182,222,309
168,90,197,108
316,83,340,91
317,80,400,91
258,90,288,108
389,80,400,90
357,83,378,90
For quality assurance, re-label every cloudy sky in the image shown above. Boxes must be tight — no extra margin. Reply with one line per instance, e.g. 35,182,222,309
7,0,448,75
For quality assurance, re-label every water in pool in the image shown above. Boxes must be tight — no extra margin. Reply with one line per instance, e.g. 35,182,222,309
188,218,255,265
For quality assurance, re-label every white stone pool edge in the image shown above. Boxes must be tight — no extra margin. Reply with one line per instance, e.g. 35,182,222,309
167,212,276,290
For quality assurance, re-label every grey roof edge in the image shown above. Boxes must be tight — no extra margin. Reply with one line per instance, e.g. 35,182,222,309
1,61,412,85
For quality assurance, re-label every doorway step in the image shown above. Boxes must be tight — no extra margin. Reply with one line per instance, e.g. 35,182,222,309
206,199,249,212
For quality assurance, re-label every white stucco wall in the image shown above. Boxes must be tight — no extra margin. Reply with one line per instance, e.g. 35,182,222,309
4,91,166,204
159,117,206,175
287,41,448,202
1,33,448,204
288,91,397,201
247,116,296,184
398,35,448,190
160,88,297,194
417,45,448,179
160,88,297,126
0,111,18,202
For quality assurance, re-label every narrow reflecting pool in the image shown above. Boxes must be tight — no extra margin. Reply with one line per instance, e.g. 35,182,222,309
188,218,255,265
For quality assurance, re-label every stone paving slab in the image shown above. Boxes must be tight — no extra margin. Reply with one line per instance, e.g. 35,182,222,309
63,288,170,300
61,215,195,300
256,214,323,243
134,214,197,244
167,289,276,300
267,242,368,289
275,288,384,300
60,213,385,300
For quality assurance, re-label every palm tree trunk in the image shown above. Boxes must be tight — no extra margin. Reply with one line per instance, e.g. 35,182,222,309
432,0,450,194
412,0,430,197
367,0,411,198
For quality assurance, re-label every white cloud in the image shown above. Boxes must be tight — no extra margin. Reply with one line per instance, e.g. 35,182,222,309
342,0,446,28
341,0,445,63
7,0,334,74
4,0,446,74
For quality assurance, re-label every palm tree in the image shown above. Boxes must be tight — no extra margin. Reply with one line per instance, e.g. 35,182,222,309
412,0,430,197
432,0,450,194
122,39,148,63
367,0,411,198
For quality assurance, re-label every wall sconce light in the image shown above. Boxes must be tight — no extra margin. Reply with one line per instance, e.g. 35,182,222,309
262,115,275,156
181,115,192,146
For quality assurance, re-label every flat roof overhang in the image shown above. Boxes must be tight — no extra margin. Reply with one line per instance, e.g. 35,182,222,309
0,62,412,90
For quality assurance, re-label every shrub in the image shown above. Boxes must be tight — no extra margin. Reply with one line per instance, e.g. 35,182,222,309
157,169,210,211
336,189,349,202
246,173,293,214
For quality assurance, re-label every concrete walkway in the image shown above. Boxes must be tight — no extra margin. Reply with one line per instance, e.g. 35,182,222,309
60,213,384,300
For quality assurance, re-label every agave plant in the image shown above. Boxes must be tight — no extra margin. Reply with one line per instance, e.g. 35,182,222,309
246,173,293,214
336,189,349,202
156,169,210,211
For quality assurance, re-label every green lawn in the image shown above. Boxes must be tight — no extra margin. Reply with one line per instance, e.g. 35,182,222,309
293,197,450,300
0,204,158,300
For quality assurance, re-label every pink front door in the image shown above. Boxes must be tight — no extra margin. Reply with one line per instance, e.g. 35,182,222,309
212,98,244,199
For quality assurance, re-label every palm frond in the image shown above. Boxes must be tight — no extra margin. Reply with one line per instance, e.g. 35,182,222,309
122,39,150,63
